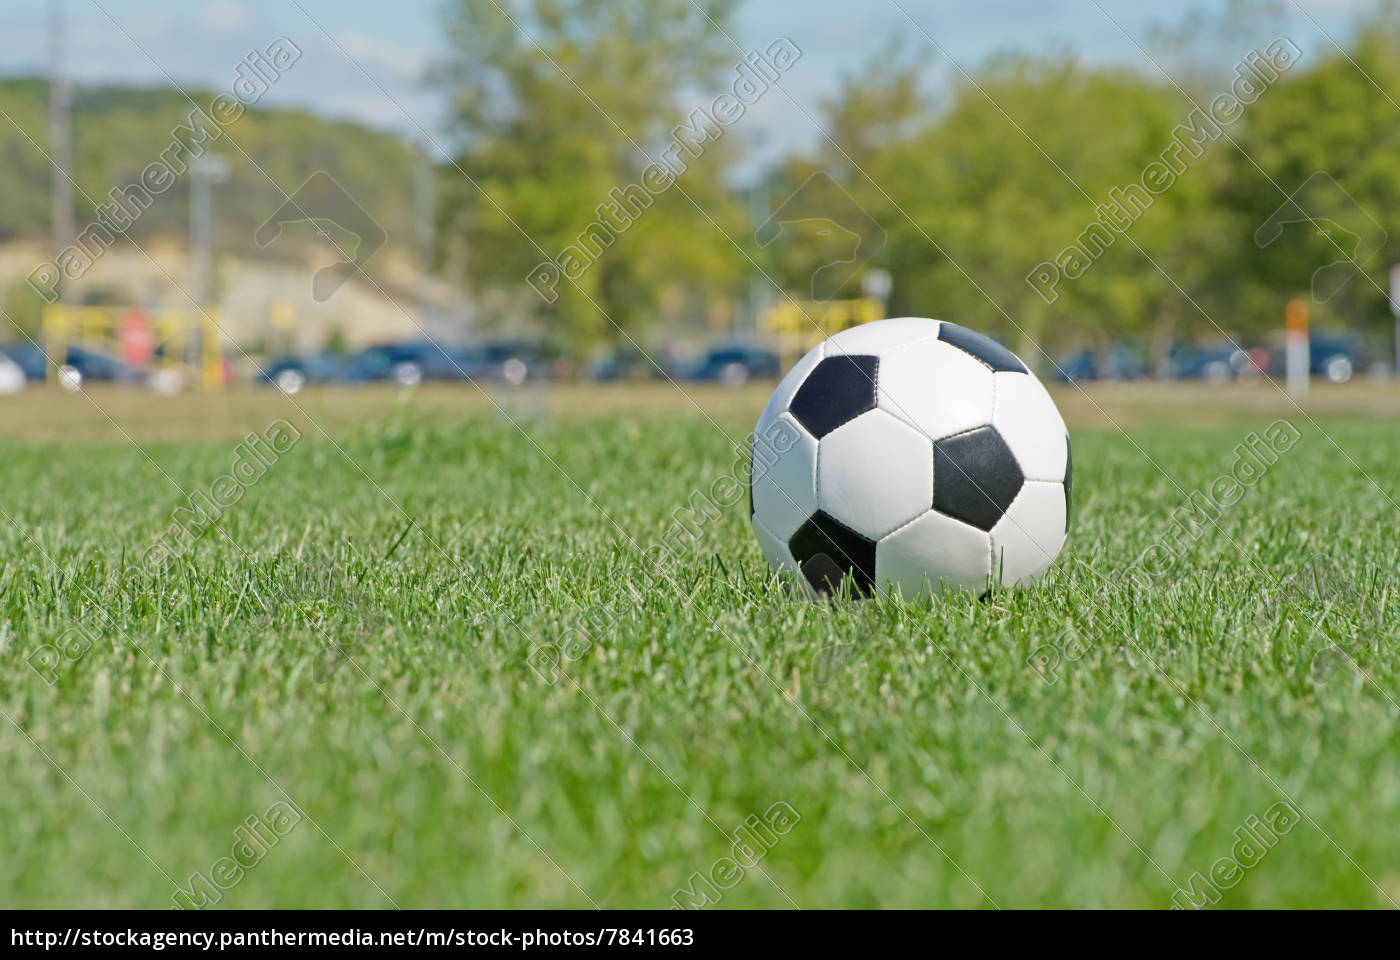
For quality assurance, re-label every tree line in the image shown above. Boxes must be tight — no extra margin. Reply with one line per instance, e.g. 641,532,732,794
437,1,1400,364
6,1,1400,365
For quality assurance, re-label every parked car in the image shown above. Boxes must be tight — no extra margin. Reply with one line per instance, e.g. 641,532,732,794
685,345,780,384
1308,332,1364,383
455,341,561,384
352,341,476,386
264,341,473,392
588,345,690,382
1053,344,1145,382
57,346,142,390
261,351,359,393
0,342,48,381
1166,341,1244,382
588,347,669,382
2,340,207,391
1260,332,1368,383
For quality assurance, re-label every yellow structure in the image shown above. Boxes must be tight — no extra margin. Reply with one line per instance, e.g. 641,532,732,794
41,305,226,390
759,297,884,369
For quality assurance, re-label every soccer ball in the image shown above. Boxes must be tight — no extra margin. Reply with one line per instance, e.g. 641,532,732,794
749,317,1071,599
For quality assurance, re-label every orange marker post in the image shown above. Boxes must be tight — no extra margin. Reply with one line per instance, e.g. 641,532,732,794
1285,298,1309,396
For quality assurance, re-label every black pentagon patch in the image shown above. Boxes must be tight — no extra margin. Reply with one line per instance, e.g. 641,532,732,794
938,322,1027,373
788,510,876,597
788,354,878,439
1064,435,1073,532
933,426,1024,531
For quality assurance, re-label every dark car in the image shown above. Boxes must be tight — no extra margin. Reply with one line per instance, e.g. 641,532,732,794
1166,341,1243,382
459,340,568,383
262,352,359,393
1053,344,1145,382
62,346,142,387
263,341,474,392
6,344,143,390
357,339,568,386
1308,332,1363,383
588,346,676,382
0,341,48,381
3,341,199,390
685,346,780,384
350,341,471,386
1260,332,1367,384
262,339,566,392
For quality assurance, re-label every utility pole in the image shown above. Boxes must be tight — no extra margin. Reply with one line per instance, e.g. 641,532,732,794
414,141,435,333
49,0,75,299
747,178,769,336
1390,263,1400,377
190,155,230,307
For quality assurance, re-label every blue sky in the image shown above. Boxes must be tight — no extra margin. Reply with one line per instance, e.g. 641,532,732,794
0,0,1378,173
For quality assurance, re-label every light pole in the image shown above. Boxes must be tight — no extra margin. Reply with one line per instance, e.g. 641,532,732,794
861,268,892,316
49,0,75,296
1389,263,1400,377
413,140,435,332
190,154,231,307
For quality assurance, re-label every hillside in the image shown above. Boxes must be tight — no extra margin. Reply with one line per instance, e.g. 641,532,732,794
0,77,420,256
0,77,470,349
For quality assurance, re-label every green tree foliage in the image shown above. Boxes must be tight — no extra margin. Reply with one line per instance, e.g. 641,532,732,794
9,5,1400,363
809,56,1237,368
756,50,929,304
765,10,1400,369
2,279,48,338
434,0,745,349
0,79,56,243
1224,19,1400,339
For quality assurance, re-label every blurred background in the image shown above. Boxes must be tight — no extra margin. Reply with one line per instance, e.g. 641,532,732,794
3,0,1400,398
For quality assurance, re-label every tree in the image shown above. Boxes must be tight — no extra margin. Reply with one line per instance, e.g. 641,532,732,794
435,0,746,351
1225,15,1400,344
807,54,1237,372
756,50,928,305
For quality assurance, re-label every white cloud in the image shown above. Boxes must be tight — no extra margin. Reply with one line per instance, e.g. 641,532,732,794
200,1,254,32
333,31,429,82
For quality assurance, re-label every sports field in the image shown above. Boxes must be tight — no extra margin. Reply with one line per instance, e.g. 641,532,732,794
2,382,1398,908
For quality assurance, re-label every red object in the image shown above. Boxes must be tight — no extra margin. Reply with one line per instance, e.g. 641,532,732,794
120,309,155,367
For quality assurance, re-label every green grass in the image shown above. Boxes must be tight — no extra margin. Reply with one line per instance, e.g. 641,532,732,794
2,389,1399,908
